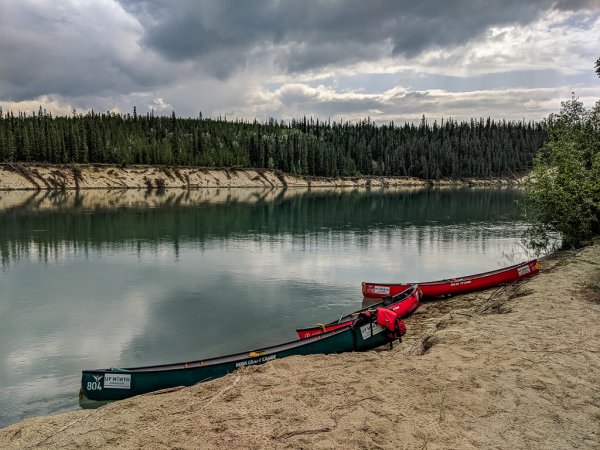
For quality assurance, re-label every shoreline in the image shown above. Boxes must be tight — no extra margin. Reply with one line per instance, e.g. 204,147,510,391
1,163,526,191
1,243,598,448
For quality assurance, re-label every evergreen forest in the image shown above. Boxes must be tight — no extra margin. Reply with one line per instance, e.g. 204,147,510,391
0,107,546,179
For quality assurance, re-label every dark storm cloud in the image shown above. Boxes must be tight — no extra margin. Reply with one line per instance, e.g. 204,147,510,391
555,0,600,11
1,0,598,114
0,1,169,102
118,0,588,77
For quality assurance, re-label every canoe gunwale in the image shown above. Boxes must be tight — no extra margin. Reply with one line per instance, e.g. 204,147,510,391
362,259,540,298
296,285,418,334
81,312,395,402
83,325,354,375
296,285,419,338
363,260,538,287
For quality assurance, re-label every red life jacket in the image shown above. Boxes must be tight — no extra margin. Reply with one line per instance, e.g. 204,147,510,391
376,307,398,332
396,319,406,336
376,307,407,338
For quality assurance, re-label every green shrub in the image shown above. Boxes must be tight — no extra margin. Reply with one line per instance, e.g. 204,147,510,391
523,96,600,248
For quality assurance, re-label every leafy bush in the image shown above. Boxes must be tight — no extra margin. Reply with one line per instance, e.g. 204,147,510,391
523,96,600,248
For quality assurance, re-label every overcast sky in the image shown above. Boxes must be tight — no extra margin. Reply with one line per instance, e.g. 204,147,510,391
1,0,599,123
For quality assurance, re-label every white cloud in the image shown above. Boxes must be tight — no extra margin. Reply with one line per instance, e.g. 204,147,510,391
0,96,78,116
438,9,600,77
0,2,598,122
148,96,172,112
227,8,600,123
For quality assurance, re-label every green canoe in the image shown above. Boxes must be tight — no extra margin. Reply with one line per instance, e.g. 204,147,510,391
80,311,397,403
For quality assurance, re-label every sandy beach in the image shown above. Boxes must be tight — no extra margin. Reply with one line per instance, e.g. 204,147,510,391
0,243,598,449
0,163,524,191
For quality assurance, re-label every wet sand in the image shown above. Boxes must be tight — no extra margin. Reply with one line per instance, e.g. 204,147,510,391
1,243,598,449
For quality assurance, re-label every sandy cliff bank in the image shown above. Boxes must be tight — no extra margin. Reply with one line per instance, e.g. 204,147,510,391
0,163,524,190
0,243,598,449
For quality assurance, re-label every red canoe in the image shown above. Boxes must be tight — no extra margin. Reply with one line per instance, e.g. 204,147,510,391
296,285,420,339
362,259,540,299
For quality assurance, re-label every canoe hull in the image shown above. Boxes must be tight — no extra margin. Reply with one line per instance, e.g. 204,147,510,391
81,316,393,402
296,285,420,339
362,260,540,299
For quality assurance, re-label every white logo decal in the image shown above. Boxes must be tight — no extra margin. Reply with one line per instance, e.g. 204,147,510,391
360,324,372,339
517,265,531,276
371,324,384,335
104,373,131,389
87,375,103,391
235,355,276,368
360,323,384,340
373,286,390,295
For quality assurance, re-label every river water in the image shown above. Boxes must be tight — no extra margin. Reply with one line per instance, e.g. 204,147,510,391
0,187,544,427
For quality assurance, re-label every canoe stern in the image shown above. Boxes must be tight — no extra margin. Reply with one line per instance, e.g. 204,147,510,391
81,370,135,402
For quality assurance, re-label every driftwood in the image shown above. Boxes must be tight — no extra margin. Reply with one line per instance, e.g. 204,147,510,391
274,427,332,440
26,412,95,448
146,386,186,395
199,375,241,410
333,395,377,409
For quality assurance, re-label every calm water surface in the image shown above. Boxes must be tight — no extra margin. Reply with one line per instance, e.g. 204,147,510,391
0,187,544,427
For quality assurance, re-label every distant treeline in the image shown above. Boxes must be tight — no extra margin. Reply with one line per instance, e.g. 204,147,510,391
0,107,546,179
